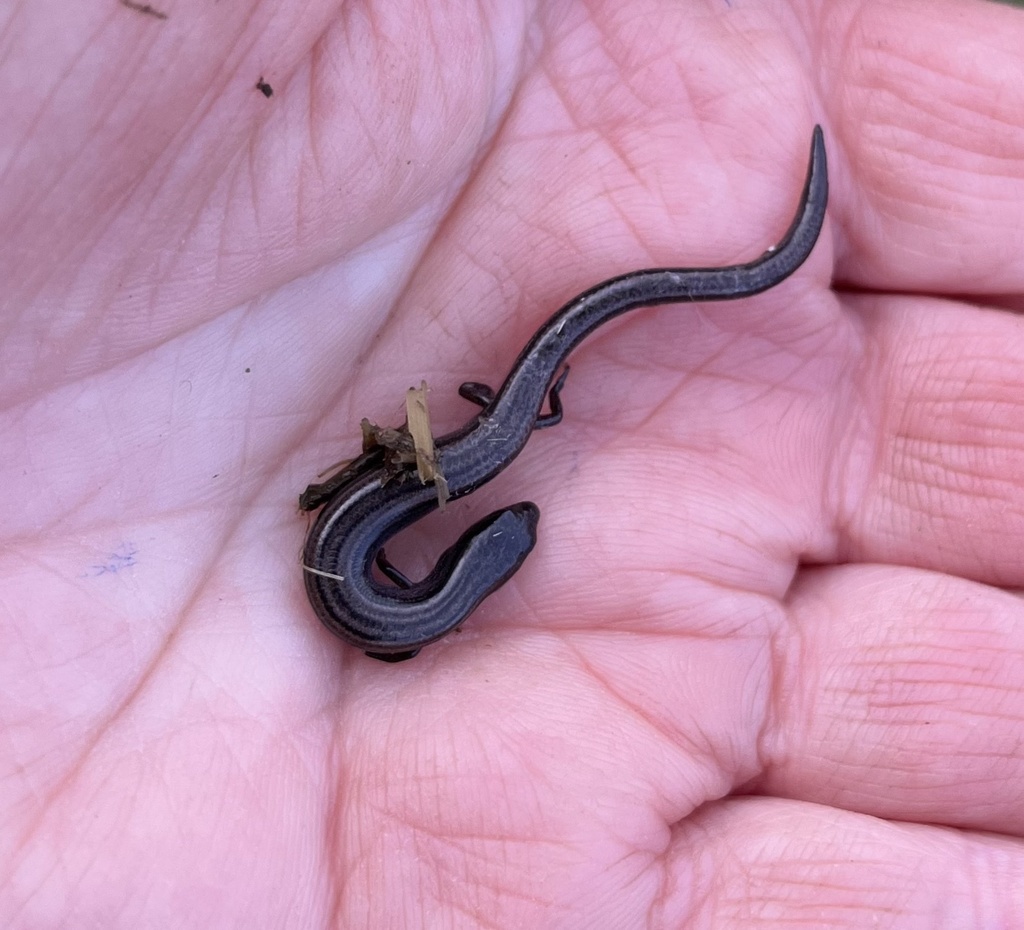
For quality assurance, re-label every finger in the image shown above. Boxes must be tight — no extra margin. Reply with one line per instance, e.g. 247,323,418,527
825,0,1024,295
838,293,1024,587
661,797,1024,928
757,563,1024,834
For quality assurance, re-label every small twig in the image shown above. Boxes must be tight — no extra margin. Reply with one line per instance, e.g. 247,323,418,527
405,381,448,508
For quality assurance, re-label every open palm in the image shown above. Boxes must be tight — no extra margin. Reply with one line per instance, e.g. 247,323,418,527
5,2,1024,926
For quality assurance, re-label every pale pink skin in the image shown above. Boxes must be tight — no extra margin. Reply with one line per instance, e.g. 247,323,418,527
3,1,1024,926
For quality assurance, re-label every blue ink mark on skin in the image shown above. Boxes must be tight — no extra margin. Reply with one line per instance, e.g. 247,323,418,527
89,542,138,576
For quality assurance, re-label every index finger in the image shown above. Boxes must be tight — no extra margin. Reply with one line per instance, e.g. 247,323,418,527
825,0,1024,296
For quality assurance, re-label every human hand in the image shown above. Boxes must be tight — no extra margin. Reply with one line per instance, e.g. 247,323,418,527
3,1,1024,926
